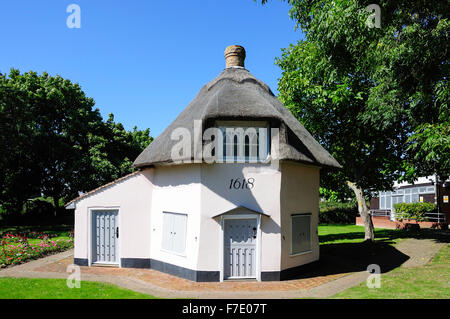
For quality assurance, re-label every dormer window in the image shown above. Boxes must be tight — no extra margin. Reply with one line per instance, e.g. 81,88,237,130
216,121,270,163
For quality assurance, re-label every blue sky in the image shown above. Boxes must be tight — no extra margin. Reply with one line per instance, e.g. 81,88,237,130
0,1,303,137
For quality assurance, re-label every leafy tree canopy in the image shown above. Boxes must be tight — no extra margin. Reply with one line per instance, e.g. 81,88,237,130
261,0,449,239
0,69,153,215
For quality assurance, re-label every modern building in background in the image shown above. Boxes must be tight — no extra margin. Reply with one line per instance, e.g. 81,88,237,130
359,176,450,228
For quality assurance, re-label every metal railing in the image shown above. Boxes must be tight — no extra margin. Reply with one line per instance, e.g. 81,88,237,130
369,209,391,217
388,212,447,223
368,209,447,223
423,212,447,223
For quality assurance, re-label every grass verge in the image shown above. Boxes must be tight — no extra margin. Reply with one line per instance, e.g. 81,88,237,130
0,277,158,299
332,243,450,299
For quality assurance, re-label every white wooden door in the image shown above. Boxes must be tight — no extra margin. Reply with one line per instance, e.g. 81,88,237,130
224,218,257,279
92,210,119,264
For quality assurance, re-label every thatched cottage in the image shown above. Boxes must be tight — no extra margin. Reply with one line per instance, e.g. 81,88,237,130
66,45,340,282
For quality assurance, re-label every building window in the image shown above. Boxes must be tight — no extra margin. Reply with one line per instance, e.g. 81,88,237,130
380,196,386,209
291,214,311,255
218,123,270,163
404,188,411,203
378,185,436,210
386,195,392,210
162,212,187,254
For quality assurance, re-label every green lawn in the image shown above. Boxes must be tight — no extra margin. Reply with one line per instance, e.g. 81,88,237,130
318,224,448,245
0,277,157,299
317,224,450,299
332,243,450,299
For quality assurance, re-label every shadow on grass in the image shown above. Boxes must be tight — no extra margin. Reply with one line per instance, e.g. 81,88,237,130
283,228,449,281
284,241,409,280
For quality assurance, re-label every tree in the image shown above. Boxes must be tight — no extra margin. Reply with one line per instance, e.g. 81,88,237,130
0,69,153,217
405,123,450,181
0,72,41,213
83,113,153,191
262,0,449,240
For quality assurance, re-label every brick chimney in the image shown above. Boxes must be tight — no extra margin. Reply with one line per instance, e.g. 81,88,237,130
224,45,246,68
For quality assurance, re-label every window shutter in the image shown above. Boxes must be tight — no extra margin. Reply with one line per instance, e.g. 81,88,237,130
291,214,312,255
162,213,173,251
162,212,187,254
172,214,187,253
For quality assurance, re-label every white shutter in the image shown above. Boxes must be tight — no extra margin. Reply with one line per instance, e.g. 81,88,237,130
291,214,312,255
162,212,173,251
172,214,187,254
162,212,187,254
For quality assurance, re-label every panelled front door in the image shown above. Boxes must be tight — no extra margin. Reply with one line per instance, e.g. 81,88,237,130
224,218,257,279
92,210,119,264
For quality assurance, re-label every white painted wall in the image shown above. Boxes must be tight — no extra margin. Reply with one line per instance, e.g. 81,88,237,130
73,160,321,279
279,162,320,270
149,164,202,271
198,163,282,273
73,170,154,263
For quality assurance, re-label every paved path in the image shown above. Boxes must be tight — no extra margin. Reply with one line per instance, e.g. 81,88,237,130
0,238,447,299
394,238,445,268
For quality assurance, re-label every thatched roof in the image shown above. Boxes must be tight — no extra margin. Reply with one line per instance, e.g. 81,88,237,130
133,66,341,169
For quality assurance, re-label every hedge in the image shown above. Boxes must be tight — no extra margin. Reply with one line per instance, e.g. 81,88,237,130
319,201,358,224
394,202,437,222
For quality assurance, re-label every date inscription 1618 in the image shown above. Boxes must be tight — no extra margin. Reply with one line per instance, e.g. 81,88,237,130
229,178,255,190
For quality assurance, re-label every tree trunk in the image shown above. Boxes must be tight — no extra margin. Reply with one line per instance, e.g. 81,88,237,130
52,196,60,217
347,181,375,242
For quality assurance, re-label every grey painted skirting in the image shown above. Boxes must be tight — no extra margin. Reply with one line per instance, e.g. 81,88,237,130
261,271,281,281
73,258,89,266
149,259,220,282
119,258,220,282
261,261,320,281
280,261,320,280
121,258,151,269
79,256,315,282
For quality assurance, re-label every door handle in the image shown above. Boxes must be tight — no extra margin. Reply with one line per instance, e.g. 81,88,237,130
116,227,119,238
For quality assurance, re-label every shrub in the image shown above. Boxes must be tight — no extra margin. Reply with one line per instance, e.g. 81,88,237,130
0,231,55,241
0,233,27,245
0,237,73,268
319,201,358,224
394,202,437,222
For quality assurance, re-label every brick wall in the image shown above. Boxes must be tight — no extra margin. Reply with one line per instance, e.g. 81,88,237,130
370,197,379,210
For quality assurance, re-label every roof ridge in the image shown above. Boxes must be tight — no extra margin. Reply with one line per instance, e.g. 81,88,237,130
65,170,141,208
206,68,273,95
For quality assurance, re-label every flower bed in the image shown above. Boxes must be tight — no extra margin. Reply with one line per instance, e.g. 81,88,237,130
0,233,28,245
0,232,74,268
